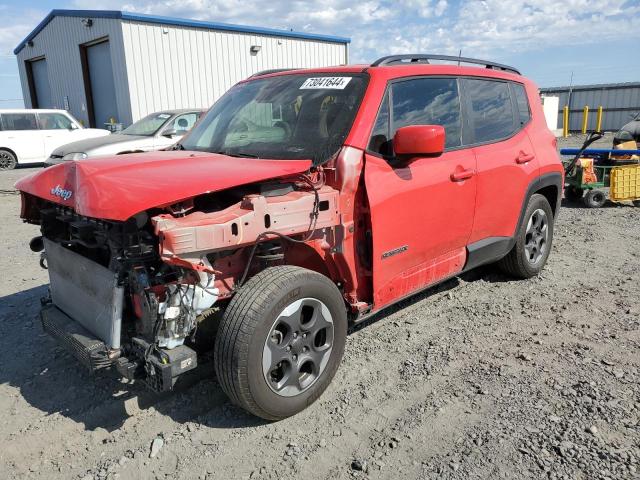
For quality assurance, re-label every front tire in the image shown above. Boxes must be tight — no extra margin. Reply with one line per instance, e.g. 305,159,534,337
0,150,17,170
214,266,347,420
498,193,554,279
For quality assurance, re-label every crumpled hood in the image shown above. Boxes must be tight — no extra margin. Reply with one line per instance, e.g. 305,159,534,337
16,150,312,221
51,134,149,157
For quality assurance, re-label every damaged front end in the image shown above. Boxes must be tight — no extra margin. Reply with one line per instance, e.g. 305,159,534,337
22,168,341,392
32,202,212,391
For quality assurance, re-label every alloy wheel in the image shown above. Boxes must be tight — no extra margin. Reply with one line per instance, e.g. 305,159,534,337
0,151,16,170
524,208,548,265
262,298,334,397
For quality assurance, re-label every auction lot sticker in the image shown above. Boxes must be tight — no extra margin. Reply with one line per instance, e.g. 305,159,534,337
300,77,352,89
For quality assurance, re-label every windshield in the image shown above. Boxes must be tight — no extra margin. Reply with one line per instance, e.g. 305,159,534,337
122,112,173,136
180,74,367,164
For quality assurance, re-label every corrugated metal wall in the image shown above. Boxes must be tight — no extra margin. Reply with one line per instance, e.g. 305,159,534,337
120,20,348,121
540,83,640,132
16,16,132,126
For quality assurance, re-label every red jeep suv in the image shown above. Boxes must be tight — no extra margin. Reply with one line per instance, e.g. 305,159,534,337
17,54,562,420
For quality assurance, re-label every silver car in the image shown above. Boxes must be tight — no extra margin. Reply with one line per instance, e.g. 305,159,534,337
45,109,204,166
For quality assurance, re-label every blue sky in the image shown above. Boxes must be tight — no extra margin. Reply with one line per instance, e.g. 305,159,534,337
1,0,639,109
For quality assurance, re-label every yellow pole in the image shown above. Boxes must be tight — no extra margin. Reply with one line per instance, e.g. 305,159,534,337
563,105,569,138
596,106,603,132
581,106,589,134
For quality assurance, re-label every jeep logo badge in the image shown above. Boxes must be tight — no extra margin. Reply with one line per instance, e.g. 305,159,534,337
50,185,73,201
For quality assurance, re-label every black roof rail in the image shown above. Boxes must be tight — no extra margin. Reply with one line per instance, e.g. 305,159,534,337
371,54,520,75
249,68,298,78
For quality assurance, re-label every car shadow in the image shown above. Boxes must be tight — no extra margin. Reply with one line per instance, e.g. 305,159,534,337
560,198,636,209
1,265,512,432
349,264,511,333
0,285,265,433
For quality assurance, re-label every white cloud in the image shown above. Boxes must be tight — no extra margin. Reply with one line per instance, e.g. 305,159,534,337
69,0,639,63
0,8,48,56
2,0,639,67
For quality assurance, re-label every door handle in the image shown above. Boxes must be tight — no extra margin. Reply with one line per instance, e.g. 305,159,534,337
451,169,475,182
516,151,535,164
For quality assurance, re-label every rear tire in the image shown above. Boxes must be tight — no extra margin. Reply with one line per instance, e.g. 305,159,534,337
632,200,640,208
498,193,554,279
214,266,347,420
0,150,17,170
583,189,606,208
564,186,583,202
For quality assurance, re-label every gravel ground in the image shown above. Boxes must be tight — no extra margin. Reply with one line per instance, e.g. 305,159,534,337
0,134,638,480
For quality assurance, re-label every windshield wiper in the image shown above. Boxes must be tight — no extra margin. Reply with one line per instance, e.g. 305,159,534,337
172,143,186,151
212,150,259,158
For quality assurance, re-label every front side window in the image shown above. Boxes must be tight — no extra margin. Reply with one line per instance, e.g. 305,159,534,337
181,74,367,164
1,113,38,131
122,112,173,136
164,112,200,135
368,91,392,156
368,77,463,156
38,113,74,130
464,79,516,143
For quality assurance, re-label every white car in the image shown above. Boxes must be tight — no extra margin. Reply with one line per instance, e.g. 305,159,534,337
44,109,204,167
0,109,109,170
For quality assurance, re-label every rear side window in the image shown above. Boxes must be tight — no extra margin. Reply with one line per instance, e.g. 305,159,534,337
464,79,515,143
2,113,38,131
511,83,531,126
368,77,462,155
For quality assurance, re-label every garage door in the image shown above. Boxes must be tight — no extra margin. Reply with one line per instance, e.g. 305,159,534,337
84,40,119,128
30,58,53,108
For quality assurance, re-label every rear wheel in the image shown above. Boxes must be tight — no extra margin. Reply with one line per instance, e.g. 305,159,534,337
564,186,583,202
214,266,347,420
0,150,17,170
583,189,606,208
498,193,554,279
632,200,640,208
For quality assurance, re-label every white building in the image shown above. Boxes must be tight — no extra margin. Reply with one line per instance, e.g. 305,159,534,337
14,10,350,128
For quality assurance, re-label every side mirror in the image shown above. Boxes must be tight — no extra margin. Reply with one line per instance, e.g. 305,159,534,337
393,125,446,162
69,123,79,130
163,129,177,138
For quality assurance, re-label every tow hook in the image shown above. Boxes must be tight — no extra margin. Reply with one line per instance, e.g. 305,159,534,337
39,252,48,270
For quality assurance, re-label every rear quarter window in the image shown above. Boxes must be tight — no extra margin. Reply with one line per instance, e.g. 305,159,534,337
511,82,531,126
1,113,39,131
464,79,516,144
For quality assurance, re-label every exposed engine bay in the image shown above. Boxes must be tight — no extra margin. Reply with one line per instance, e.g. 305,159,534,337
25,173,342,391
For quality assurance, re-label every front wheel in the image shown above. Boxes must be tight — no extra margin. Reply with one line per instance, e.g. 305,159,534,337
214,266,347,420
0,150,17,170
498,193,554,279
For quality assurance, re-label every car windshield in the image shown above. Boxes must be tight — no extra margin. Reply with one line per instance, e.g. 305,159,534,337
180,74,367,164
121,112,173,136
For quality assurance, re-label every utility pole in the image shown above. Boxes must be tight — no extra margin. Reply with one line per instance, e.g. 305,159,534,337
567,71,574,110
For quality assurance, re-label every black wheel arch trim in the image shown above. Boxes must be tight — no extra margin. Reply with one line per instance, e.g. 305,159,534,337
463,171,562,271
516,171,563,231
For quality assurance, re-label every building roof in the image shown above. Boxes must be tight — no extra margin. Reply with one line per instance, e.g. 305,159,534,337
540,81,640,92
14,9,351,55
